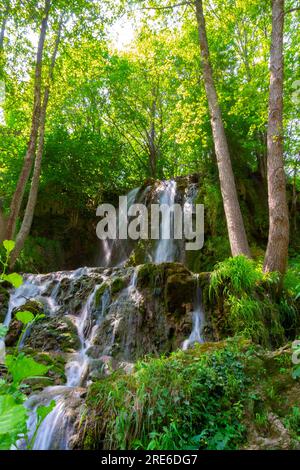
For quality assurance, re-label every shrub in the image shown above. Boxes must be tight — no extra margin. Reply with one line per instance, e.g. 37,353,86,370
82,340,250,450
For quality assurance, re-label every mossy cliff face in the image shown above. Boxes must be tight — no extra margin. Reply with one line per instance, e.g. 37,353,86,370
4,263,206,388
90,263,200,363
0,288,9,323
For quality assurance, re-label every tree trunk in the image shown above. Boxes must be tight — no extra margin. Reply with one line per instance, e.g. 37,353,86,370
0,4,8,51
195,0,251,257
0,205,6,242
10,17,62,267
5,0,51,240
263,0,289,275
291,164,298,235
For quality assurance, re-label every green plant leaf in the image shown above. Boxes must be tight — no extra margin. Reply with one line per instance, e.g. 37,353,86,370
0,394,27,436
15,311,34,325
2,273,23,288
292,366,300,380
3,240,15,255
5,353,49,385
0,325,8,339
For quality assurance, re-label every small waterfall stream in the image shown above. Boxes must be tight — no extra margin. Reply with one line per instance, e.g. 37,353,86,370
182,275,205,350
154,180,178,263
4,269,103,450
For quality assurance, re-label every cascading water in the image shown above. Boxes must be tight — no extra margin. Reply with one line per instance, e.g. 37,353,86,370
99,187,142,267
98,178,199,267
4,268,105,450
2,177,206,450
182,275,205,350
154,180,178,263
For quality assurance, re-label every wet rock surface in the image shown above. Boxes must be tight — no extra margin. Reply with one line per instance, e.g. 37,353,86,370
3,262,208,450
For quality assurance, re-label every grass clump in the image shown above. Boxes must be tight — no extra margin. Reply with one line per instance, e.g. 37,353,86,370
210,255,263,296
209,256,298,347
82,339,250,451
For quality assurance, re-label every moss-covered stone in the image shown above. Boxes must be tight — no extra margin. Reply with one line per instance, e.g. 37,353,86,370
111,277,126,295
25,316,80,353
5,300,46,347
0,288,9,323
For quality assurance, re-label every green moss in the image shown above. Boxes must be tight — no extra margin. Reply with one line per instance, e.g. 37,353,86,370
13,300,44,317
111,277,126,295
80,339,300,451
81,338,250,450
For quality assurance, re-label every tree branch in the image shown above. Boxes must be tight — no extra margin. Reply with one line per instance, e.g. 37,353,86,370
285,7,300,14
139,1,193,11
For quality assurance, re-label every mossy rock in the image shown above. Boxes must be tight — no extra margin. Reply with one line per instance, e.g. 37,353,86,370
164,272,196,318
95,283,109,307
25,316,80,353
13,299,44,317
125,239,154,267
5,300,45,347
0,288,9,323
111,277,127,295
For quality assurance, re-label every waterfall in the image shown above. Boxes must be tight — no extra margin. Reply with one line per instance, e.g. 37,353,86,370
182,276,205,350
154,180,178,263
98,178,199,267
2,177,206,450
98,187,141,267
4,268,104,450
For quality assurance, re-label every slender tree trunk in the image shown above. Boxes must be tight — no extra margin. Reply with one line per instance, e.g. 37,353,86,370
195,0,251,257
291,163,298,235
10,18,62,267
0,205,6,242
263,0,289,275
0,14,7,51
256,130,268,185
5,0,51,240
0,2,10,81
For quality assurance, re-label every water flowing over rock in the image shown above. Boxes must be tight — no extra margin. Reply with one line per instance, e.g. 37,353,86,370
4,254,208,450
98,174,200,268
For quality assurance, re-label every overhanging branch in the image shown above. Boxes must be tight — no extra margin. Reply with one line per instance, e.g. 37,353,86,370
139,1,193,11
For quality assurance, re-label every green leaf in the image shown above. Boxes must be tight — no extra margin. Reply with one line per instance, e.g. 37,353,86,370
5,353,49,385
15,311,34,325
0,325,8,339
2,273,23,288
37,400,56,422
3,240,15,255
0,394,27,438
292,366,300,380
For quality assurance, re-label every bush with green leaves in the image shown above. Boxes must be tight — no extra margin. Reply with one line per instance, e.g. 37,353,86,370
0,240,55,450
82,339,250,450
209,256,298,347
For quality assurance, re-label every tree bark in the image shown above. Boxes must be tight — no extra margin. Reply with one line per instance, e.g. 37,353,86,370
263,0,289,275
0,204,6,242
10,17,62,267
0,4,9,51
5,0,51,240
147,93,158,178
195,0,251,257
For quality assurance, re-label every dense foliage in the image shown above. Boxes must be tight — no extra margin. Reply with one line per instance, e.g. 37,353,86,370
0,241,54,449
82,338,300,450
0,0,299,268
